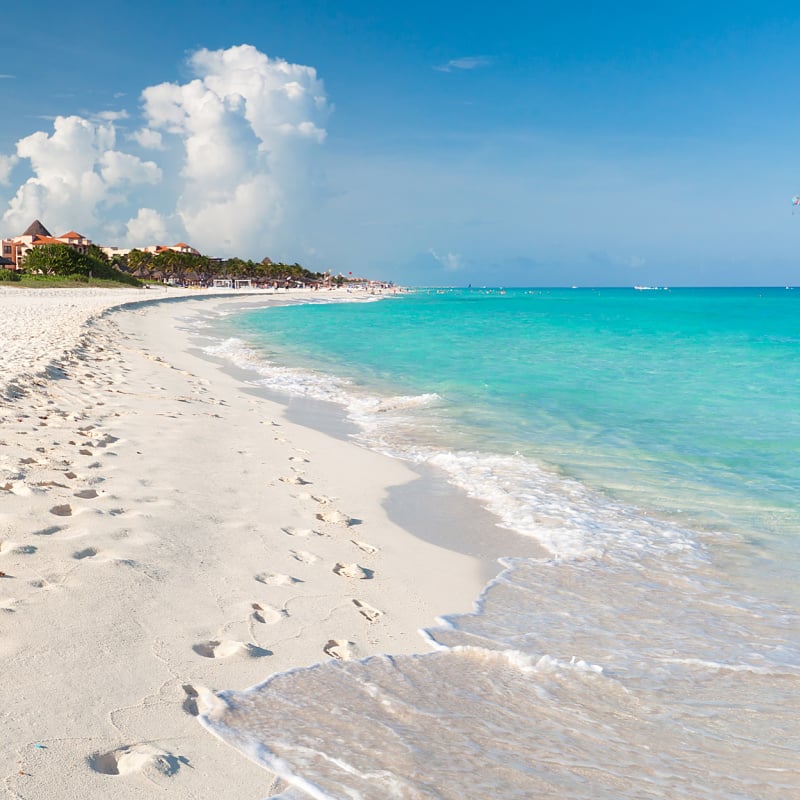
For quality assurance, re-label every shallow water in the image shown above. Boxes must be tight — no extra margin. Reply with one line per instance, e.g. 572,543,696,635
198,288,800,798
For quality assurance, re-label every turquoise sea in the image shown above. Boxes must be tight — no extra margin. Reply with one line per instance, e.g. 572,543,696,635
200,288,799,799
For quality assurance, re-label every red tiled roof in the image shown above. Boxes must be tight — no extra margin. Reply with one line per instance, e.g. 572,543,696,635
59,231,85,239
31,236,66,245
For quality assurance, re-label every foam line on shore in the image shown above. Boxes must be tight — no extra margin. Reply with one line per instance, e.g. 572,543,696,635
0,287,488,798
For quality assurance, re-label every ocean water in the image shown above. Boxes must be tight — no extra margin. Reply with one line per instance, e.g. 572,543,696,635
198,288,799,799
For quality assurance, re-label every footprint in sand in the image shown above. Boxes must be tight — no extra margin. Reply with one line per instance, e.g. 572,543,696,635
351,540,379,554
352,599,384,621
280,526,324,538
87,745,184,777
333,562,373,580
181,685,199,716
251,602,287,624
278,475,311,486
254,572,302,586
73,489,99,499
192,639,271,659
323,639,359,661
289,549,319,565
310,494,334,505
49,504,72,517
72,547,98,560
288,455,309,464
316,510,352,527
32,525,64,537
0,541,37,556
0,599,19,614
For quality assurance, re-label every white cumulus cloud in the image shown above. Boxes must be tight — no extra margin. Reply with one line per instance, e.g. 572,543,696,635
125,207,169,244
0,44,329,256
0,154,17,185
2,115,162,236
130,127,164,150
100,150,161,186
141,43,329,256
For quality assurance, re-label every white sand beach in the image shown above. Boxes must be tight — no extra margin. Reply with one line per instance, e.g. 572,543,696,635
0,286,492,798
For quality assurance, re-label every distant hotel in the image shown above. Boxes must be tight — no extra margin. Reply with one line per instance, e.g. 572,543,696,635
0,219,200,270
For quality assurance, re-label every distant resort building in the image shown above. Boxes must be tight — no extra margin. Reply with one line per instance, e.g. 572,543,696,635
0,219,333,291
99,242,201,259
100,245,133,261
1,220,92,269
144,242,201,256
0,219,200,270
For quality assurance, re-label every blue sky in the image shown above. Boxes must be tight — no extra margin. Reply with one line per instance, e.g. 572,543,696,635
1,0,798,286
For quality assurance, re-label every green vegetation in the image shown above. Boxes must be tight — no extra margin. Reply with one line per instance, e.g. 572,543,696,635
8,241,341,290
21,244,141,287
13,274,141,289
120,249,325,285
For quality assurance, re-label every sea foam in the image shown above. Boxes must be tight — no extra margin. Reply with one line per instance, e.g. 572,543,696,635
196,292,800,798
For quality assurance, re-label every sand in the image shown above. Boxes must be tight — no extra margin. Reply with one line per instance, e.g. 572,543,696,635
0,286,490,798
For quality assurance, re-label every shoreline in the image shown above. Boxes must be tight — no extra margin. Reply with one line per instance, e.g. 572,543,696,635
188,311,546,585
0,287,520,798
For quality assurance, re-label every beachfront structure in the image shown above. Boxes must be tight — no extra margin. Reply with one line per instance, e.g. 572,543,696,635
0,220,93,269
102,242,202,263
143,242,201,257
0,220,203,271
100,245,133,261
0,220,324,288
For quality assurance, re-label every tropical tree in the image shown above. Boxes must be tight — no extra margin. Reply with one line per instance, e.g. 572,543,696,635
23,244,87,276
21,244,139,285
127,249,155,272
